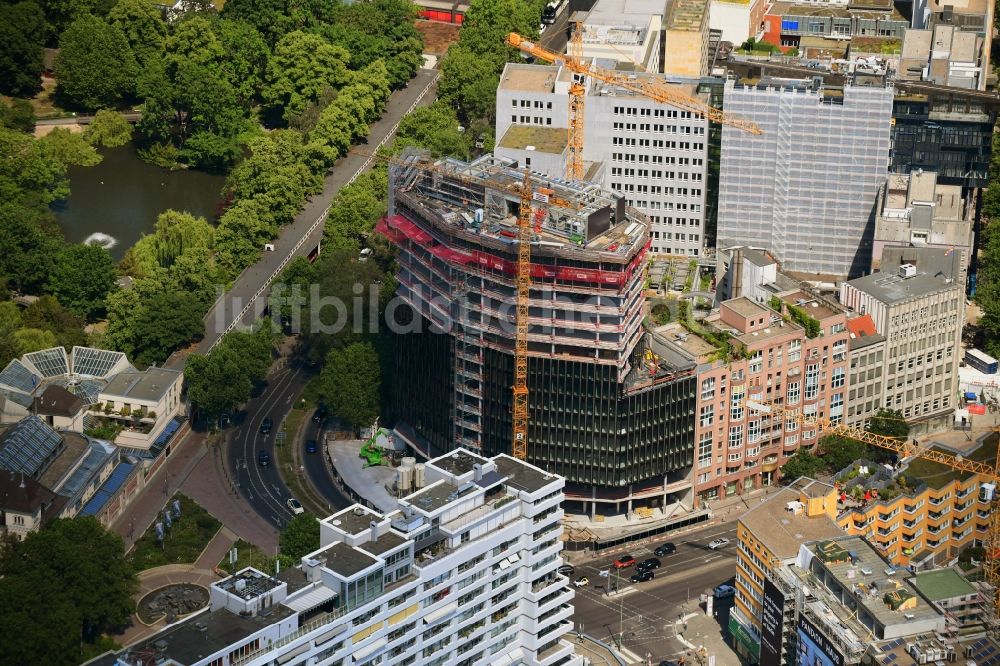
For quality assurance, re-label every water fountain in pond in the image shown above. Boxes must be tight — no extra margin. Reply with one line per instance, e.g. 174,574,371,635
83,232,118,250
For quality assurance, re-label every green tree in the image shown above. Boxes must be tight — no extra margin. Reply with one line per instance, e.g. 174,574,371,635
263,30,350,123
976,223,1000,357
86,109,134,148
130,210,215,273
0,203,64,292
214,199,278,277
14,327,57,355
438,45,501,123
322,168,387,254
0,302,23,367
319,341,380,429
820,434,868,473
0,126,70,205
185,349,253,417
38,0,116,44
22,295,88,349
38,127,102,166
0,98,37,134
394,101,471,159
0,517,137,653
866,408,909,440
108,0,168,67
47,243,117,320
131,290,205,366
55,14,138,111
780,450,826,482
0,1,46,97
280,513,320,560
215,19,271,108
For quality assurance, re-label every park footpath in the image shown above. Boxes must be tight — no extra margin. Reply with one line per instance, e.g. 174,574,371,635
118,526,239,646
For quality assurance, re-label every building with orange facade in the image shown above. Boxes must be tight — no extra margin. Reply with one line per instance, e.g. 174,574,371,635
833,436,996,569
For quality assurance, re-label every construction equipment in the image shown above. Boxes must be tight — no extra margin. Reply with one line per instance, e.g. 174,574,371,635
511,169,532,461
643,347,660,377
746,398,1000,633
505,31,764,181
362,149,542,461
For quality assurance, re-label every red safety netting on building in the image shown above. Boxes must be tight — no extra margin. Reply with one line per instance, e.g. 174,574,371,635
375,216,649,289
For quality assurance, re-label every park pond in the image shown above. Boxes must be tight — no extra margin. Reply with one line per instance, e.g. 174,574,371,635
52,143,226,260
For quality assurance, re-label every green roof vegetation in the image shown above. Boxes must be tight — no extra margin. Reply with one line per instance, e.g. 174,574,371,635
904,434,997,486
912,568,976,601
815,540,850,563
883,588,916,610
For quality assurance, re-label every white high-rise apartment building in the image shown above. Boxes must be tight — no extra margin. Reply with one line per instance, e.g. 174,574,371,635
496,62,711,257
718,76,893,280
110,450,579,666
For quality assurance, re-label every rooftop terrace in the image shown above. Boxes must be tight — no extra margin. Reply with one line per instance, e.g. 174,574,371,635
666,0,709,31
740,479,843,560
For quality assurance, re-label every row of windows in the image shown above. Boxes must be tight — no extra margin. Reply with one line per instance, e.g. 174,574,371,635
613,107,695,119
611,125,705,138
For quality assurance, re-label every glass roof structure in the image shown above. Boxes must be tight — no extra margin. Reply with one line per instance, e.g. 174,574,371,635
70,347,129,379
0,415,64,477
23,348,69,378
0,359,39,394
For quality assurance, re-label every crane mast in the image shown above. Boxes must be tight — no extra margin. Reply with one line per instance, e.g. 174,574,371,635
512,169,532,461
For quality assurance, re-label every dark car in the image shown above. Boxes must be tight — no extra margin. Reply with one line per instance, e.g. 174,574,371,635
630,570,654,583
306,439,318,454
654,542,677,557
613,554,636,569
557,564,575,576
312,409,326,424
257,450,271,466
260,417,273,435
637,557,661,572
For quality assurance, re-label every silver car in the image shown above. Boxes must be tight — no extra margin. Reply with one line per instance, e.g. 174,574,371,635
708,537,730,550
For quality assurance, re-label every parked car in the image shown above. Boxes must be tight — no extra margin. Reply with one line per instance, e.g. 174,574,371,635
637,557,661,572
714,584,736,598
312,409,326,424
287,498,304,515
654,542,677,556
574,576,589,587
257,450,271,466
630,570,654,583
708,537,730,550
306,439,318,454
557,564,575,576
260,417,273,435
613,554,636,569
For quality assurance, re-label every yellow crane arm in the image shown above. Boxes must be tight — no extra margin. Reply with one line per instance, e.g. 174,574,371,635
505,33,763,136
747,399,998,477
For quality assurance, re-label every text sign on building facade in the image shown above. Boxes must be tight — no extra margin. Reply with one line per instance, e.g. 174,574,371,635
760,577,785,666
796,616,846,666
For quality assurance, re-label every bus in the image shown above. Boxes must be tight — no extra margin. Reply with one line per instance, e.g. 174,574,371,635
542,0,562,24
965,348,998,374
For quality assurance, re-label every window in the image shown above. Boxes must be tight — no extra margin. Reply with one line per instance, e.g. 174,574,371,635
749,351,762,374
729,425,744,448
748,420,761,444
787,381,800,405
699,433,713,468
700,404,714,427
731,385,745,420
831,367,845,388
701,377,716,400
805,364,819,399
788,340,801,362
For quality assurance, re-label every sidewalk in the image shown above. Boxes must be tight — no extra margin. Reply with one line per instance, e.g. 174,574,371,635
570,632,628,666
667,599,740,665
118,527,238,646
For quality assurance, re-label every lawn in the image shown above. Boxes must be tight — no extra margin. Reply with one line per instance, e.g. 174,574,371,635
218,539,282,575
129,493,222,571
904,434,997,487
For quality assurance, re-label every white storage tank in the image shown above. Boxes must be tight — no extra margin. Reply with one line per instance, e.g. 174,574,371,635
414,463,425,489
397,466,412,494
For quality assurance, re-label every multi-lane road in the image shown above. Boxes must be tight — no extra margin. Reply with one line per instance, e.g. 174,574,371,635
227,363,310,529
570,522,740,661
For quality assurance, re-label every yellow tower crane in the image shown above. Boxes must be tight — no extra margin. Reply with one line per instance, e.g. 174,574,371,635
505,31,763,181
511,169,533,461
746,398,1000,631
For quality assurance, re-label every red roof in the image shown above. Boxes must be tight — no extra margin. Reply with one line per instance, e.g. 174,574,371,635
847,315,877,338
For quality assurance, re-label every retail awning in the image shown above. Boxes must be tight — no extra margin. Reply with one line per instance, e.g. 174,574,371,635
284,585,337,612
277,643,310,664
490,648,524,666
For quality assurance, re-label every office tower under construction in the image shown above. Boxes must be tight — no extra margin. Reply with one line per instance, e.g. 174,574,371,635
378,153,696,513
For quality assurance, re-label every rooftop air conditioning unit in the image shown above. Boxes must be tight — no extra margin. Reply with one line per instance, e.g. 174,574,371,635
899,264,917,278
